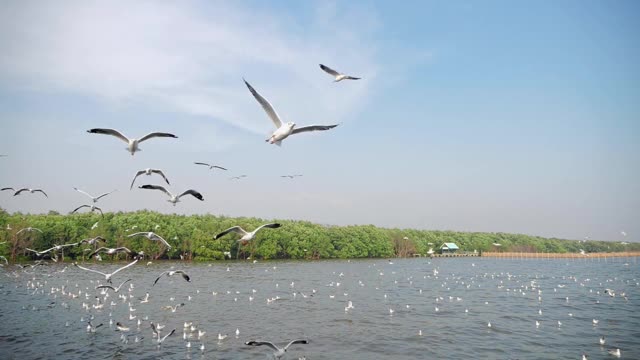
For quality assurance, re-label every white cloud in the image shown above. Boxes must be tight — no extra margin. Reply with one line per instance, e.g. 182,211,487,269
0,0,378,134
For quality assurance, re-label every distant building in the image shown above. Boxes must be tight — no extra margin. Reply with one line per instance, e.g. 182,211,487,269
440,243,459,254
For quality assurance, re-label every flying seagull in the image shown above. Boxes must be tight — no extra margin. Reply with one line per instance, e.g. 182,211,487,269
14,188,48,197
150,323,176,344
73,257,139,283
162,303,185,312
194,162,228,171
86,128,177,156
245,339,309,359
79,236,106,246
26,243,78,257
214,223,281,242
73,187,116,203
138,185,203,205
230,175,248,180
71,204,104,216
319,64,361,82
243,79,339,146
130,168,170,189
88,247,137,258
153,270,191,286
128,232,172,249
16,227,43,235
96,279,132,293
87,321,104,333
281,175,303,179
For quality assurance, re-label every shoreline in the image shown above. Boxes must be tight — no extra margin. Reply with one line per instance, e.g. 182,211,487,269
481,251,640,258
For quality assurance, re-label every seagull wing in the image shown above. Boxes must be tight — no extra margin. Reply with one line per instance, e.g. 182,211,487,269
150,322,159,337
73,187,94,199
175,270,191,282
178,189,203,201
71,205,90,213
150,169,171,185
344,76,361,80
319,64,341,77
138,132,178,143
212,166,228,171
130,170,145,190
96,284,116,291
87,128,130,143
139,184,172,197
151,233,172,248
153,271,169,286
73,262,107,277
160,329,176,342
214,226,248,239
88,247,108,258
95,190,116,201
284,339,309,350
243,79,283,128
32,227,43,233
1,187,14,191
127,232,147,238
245,341,279,352
254,223,282,233
291,124,339,134
110,258,139,277
14,188,28,196
194,162,211,167
115,278,132,291
34,189,48,197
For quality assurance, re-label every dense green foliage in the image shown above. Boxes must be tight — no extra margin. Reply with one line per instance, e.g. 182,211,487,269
0,208,637,262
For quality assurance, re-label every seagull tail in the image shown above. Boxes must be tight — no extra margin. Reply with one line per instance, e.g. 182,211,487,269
274,141,282,147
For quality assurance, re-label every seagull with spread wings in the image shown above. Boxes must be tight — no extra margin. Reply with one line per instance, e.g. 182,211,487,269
138,185,203,205
194,162,228,171
281,175,303,179
150,322,176,344
245,339,309,359
88,246,137,258
130,168,170,189
16,227,43,236
73,257,139,283
319,64,361,82
153,270,191,286
243,79,339,146
14,188,48,197
214,223,281,242
128,232,172,249
71,204,104,216
86,128,177,156
73,187,116,203
96,278,132,293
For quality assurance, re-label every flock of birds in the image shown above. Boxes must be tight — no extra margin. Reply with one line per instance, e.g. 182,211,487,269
0,63,364,358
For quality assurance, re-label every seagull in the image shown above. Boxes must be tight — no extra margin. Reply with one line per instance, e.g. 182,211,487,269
14,188,48,197
86,128,177,156
194,162,228,171
281,175,303,179
0,255,7,265
162,303,185,312
128,232,171,249
87,321,103,333
79,236,106,246
600,336,606,345
16,227,43,235
26,243,78,257
71,204,104,216
608,348,621,358
245,339,309,359
319,64,361,82
1,187,14,192
243,79,339,146
150,323,176,344
88,247,136,258
73,187,116,203
115,322,130,332
72,257,139,283
230,175,248,180
153,270,190,286
138,185,203,205
96,279,132,293
130,169,170,189
214,223,281,242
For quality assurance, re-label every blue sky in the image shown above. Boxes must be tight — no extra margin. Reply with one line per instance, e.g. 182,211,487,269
0,0,638,242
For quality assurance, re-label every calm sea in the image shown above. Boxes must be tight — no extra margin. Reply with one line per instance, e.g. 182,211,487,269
0,257,638,359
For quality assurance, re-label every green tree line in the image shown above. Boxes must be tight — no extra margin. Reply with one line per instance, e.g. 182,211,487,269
0,208,637,262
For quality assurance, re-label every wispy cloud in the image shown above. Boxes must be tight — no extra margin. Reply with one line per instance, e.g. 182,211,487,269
0,0,379,134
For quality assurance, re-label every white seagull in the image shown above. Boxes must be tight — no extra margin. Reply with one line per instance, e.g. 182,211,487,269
243,79,339,146
14,188,48,197
73,187,116,203
72,257,139,283
128,232,172,249
150,323,176,344
138,185,203,205
194,162,228,171
130,169,170,189
88,247,137,258
230,175,248,180
245,339,309,359
16,227,43,235
71,204,104,216
319,64,361,82
214,223,282,242
153,270,191,286
87,128,177,155
79,236,106,246
96,278,132,293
